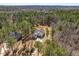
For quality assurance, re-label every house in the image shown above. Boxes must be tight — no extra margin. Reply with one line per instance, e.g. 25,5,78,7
33,29,45,39
9,32,22,41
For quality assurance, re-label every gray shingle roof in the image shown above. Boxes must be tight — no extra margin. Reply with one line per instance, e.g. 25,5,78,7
9,32,22,41
33,29,45,39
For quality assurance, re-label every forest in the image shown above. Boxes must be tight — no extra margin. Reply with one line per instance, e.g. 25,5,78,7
0,7,79,56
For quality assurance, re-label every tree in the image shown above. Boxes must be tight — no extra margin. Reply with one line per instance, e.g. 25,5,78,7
34,41,43,55
43,40,69,56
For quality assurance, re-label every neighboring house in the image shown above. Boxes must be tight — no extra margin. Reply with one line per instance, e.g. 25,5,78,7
9,32,22,41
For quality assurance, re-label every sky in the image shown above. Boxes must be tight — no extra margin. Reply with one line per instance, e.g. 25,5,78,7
0,0,79,6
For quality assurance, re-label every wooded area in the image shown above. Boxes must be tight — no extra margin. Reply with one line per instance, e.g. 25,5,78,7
0,7,79,56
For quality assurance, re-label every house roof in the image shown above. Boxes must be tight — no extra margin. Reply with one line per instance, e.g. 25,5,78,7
9,32,22,41
33,29,45,39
